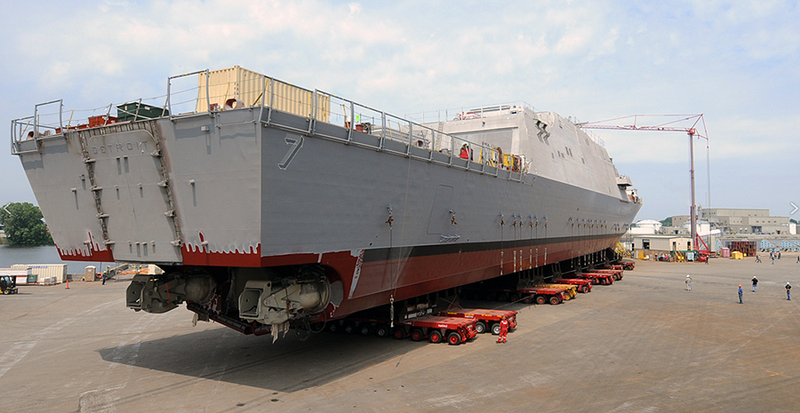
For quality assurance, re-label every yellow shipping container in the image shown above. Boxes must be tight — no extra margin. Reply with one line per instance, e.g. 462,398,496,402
731,251,744,260
196,66,330,122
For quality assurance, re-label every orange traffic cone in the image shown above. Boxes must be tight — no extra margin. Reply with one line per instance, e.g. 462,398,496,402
66,280,69,289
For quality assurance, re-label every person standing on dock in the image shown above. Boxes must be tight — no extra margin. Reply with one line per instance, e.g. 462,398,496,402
738,285,743,303
497,318,509,344
786,282,792,300
685,275,692,291
752,276,758,292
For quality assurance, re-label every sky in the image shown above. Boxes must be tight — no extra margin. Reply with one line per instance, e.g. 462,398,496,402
1,0,798,222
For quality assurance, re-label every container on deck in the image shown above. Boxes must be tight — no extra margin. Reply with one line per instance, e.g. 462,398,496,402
116,102,169,122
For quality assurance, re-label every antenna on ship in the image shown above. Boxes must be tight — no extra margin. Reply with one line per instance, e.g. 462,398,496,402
578,114,710,255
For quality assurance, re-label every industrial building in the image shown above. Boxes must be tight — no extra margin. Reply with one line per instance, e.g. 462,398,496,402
700,208,795,235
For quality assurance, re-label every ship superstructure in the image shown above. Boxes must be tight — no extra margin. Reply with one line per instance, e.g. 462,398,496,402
12,66,641,336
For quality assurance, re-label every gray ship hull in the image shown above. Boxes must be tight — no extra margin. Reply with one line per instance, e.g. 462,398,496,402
13,68,640,331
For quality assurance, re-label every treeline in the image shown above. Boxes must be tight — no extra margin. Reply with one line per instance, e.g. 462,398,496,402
0,202,54,246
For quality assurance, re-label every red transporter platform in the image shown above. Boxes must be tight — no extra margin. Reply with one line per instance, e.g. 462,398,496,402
593,268,624,281
575,272,615,285
519,287,568,305
554,278,593,293
439,308,518,335
393,316,478,345
463,286,568,305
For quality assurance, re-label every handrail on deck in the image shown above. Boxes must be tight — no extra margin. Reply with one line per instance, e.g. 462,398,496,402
12,70,527,182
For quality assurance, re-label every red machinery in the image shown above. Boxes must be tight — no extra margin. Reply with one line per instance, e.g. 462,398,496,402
554,278,593,293
519,287,568,305
439,308,518,335
593,268,624,281
393,316,478,345
463,286,567,305
575,272,614,285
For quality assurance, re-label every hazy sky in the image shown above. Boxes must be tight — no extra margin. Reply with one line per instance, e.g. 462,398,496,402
1,0,798,222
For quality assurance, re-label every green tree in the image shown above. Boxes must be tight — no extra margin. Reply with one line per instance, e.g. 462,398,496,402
660,217,673,227
0,202,54,246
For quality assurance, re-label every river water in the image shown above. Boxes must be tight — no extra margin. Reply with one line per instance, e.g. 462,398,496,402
0,245,108,274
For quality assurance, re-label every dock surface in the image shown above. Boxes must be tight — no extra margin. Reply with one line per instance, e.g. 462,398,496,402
0,257,798,412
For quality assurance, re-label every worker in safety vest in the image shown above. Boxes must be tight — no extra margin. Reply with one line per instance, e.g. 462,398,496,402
497,318,509,344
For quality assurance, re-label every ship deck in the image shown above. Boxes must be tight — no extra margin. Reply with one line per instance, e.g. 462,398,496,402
1,257,798,412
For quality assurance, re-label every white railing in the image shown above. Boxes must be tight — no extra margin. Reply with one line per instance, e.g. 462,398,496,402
12,69,531,180
403,101,537,124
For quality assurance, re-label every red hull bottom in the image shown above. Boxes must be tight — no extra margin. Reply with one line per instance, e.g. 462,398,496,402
324,235,621,320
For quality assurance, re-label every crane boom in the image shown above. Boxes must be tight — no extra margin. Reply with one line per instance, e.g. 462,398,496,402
578,114,710,255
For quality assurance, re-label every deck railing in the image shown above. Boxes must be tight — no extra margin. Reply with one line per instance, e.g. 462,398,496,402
12,69,525,180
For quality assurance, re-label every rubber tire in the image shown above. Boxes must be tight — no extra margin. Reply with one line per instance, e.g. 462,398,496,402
447,332,461,345
580,285,588,293
475,321,487,334
328,323,339,333
549,296,561,305
535,295,546,305
510,294,519,302
429,330,443,343
359,325,372,336
375,325,390,338
410,328,424,341
393,328,406,340
491,323,501,335
343,323,355,334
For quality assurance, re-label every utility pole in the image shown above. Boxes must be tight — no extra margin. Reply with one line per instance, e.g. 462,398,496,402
689,129,696,251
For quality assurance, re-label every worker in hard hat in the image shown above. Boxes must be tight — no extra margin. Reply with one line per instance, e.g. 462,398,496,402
496,318,509,344
751,276,758,292
786,282,792,300
738,285,743,304
685,274,692,291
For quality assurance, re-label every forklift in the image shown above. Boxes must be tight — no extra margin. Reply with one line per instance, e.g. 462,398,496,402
0,275,18,294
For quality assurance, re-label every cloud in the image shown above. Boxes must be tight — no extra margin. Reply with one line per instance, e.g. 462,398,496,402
2,0,800,221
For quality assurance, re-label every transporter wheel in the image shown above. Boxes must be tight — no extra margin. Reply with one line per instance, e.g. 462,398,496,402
535,295,547,305
549,296,561,305
359,325,372,336
447,332,461,345
328,323,340,333
524,296,532,304
410,328,425,342
375,325,390,338
343,323,355,334
428,330,443,343
510,294,520,302
393,328,406,340
475,321,487,334
491,323,501,335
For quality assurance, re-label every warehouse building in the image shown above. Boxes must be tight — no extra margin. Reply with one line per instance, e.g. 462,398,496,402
700,208,794,235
